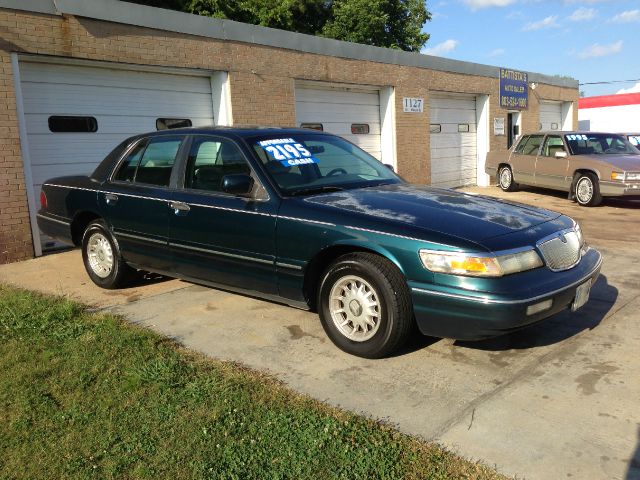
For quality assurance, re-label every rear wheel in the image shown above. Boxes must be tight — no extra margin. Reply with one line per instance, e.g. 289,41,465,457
574,172,602,207
498,165,518,192
318,253,414,358
82,220,134,289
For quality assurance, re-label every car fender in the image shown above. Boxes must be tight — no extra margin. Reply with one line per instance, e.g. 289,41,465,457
328,239,406,275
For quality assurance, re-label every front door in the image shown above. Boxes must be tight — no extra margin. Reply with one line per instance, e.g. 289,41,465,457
534,135,570,190
99,135,186,270
169,135,279,294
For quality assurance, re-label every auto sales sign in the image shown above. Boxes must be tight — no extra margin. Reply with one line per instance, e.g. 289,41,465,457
499,68,528,109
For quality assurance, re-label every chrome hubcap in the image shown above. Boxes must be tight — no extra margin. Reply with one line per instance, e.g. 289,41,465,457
500,168,512,188
329,275,381,342
576,178,593,203
87,232,114,278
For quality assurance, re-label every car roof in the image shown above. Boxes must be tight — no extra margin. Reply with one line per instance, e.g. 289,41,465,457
141,125,326,139
534,131,631,135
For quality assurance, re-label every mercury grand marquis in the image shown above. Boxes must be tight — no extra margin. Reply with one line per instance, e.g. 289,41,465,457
37,127,602,358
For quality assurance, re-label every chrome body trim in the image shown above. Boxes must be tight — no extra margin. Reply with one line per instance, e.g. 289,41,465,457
168,242,273,265
115,231,167,245
36,213,71,226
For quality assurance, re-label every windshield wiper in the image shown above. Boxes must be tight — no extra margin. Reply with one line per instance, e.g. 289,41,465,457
288,185,344,196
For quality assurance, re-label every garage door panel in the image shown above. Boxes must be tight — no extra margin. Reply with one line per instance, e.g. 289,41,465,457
312,122,382,136
296,103,380,120
430,97,476,110
27,134,132,164
430,145,477,160
431,171,477,187
32,162,101,186
22,84,213,117
430,109,477,124
296,88,380,106
431,134,477,149
25,114,213,135
429,95,477,188
20,63,212,94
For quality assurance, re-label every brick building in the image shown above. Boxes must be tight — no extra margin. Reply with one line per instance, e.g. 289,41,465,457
0,0,579,263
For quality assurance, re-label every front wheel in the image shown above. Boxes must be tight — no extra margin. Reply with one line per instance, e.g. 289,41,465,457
498,165,518,192
318,253,414,358
82,220,135,289
574,172,602,207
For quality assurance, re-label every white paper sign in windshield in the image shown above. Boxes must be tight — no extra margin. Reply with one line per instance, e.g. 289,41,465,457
258,138,318,167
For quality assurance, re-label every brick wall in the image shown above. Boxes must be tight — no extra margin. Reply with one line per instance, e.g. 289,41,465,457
0,8,578,263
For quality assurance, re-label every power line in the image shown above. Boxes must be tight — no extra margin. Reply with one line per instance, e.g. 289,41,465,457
579,78,640,86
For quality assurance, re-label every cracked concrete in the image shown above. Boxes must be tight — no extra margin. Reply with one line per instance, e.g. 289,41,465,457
1,185,639,479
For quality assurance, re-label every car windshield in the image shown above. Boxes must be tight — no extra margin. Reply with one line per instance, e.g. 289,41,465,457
628,134,640,147
564,133,640,155
249,133,401,195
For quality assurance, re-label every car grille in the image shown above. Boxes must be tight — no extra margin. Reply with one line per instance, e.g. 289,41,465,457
537,230,581,271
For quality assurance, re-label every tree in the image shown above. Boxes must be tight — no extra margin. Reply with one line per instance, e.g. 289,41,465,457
322,0,430,51
127,0,431,52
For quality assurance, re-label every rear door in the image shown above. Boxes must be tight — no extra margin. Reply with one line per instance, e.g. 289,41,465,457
168,135,279,294
535,135,570,190
511,135,543,185
100,135,186,270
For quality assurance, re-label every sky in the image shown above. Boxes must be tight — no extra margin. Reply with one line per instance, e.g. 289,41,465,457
420,0,640,97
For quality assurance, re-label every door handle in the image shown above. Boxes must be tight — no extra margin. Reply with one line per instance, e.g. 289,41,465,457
105,193,119,205
169,201,190,214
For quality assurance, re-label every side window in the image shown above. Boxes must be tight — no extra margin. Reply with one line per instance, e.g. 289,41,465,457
522,135,543,155
113,140,147,182
514,136,530,154
134,137,183,186
542,136,566,157
185,137,251,193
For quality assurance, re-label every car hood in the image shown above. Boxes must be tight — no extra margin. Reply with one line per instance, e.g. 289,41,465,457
302,184,562,244
579,153,640,171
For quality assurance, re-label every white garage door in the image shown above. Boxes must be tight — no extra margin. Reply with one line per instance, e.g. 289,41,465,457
429,94,477,188
295,85,382,159
18,61,215,252
540,101,562,131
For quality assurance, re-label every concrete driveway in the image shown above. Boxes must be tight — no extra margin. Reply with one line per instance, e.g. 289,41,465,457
1,186,639,480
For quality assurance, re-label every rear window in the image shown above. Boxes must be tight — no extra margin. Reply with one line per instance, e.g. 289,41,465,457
113,136,183,186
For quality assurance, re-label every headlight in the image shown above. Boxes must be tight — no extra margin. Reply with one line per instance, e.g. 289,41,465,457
626,172,640,181
419,249,543,277
611,172,625,181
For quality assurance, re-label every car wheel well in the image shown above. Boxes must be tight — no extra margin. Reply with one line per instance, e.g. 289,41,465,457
71,211,102,246
303,245,390,312
573,168,599,180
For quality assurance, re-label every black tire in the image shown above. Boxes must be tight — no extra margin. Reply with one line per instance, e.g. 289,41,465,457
498,165,518,192
81,219,134,289
574,172,602,207
317,252,414,358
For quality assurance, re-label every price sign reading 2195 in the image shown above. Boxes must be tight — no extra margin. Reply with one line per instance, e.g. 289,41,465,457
403,97,424,113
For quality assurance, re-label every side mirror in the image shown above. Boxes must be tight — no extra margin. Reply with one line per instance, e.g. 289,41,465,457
554,151,568,159
384,164,395,172
222,174,254,196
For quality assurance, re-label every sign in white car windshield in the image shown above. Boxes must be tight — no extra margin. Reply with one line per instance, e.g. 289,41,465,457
258,138,319,167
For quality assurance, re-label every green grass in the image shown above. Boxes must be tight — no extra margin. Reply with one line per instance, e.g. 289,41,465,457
0,284,507,479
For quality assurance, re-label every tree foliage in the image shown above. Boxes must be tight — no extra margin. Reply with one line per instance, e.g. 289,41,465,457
322,0,430,52
126,0,431,51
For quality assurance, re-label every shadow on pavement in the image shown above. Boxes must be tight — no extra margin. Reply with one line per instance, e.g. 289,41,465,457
628,427,640,480
454,274,618,352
